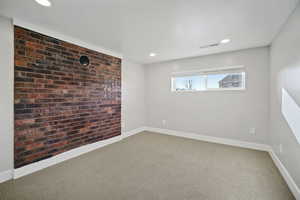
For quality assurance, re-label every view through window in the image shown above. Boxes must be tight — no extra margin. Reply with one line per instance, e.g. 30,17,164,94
172,68,245,92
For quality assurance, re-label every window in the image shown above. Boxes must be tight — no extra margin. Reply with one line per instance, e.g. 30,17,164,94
171,67,246,92
281,88,300,144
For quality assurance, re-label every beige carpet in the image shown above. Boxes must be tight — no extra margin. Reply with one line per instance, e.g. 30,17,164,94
0,132,295,200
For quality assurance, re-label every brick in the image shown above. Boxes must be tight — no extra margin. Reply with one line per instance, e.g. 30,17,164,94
14,26,121,168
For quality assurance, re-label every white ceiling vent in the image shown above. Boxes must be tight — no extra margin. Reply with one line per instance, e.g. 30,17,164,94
199,43,220,49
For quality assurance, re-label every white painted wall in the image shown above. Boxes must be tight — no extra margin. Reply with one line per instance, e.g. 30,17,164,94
145,47,270,144
0,19,146,178
0,7,298,192
0,16,14,174
122,59,146,132
270,3,300,188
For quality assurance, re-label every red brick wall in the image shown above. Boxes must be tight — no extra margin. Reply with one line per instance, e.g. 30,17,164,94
14,26,121,168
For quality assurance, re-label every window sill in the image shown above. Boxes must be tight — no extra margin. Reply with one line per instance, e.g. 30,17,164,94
171,88,246,93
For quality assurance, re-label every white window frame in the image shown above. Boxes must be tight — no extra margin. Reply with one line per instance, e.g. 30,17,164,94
171,66,246,92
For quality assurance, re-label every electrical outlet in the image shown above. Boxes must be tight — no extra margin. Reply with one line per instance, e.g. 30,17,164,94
249,128,256,135
162,120,166,126
279,144,283,154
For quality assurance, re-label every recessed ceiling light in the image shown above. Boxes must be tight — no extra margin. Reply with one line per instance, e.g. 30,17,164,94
35,0,52,7
220,39,231,44
149,53,157,57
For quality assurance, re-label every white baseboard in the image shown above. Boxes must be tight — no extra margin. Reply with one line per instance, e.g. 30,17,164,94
14,134,123,179
269,150,300,199
7,126,300,200
13,127,146,179
122,127,147,138
144,127,271,151
0,170,13,183
144,127,300,199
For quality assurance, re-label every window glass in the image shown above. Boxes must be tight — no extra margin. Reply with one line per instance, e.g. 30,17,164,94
207,73,244,89
173,76,206,91
171,68,245,92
